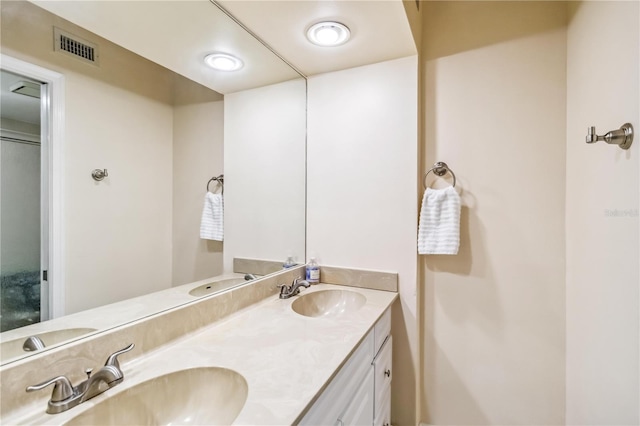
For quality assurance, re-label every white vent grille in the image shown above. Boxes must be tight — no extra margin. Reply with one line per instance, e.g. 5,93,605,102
54,27,99,65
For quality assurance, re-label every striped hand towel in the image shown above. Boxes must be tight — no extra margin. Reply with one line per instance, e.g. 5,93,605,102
200,192,223,241
418,186,461,255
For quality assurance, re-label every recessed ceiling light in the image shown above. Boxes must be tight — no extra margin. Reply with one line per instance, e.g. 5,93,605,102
204,53,244,71
306,21,351,47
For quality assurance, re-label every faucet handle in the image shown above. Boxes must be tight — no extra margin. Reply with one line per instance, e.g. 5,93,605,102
278,283,290,295
104,343,135,370
26,376,74,402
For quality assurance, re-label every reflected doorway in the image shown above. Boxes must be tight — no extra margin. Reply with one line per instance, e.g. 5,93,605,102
0,69,47,331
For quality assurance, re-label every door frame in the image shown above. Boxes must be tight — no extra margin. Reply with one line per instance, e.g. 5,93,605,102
1,54,66,319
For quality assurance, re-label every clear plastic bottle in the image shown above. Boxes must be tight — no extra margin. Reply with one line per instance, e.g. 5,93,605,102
306,257,320,284
283,255,296,269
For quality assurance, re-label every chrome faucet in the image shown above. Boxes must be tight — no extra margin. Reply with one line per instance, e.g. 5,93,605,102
26,343,134,414
244,274,257,281
279,277,311,299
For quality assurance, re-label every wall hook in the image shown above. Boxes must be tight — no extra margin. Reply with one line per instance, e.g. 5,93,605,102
586,123,633,150
91,169,108,181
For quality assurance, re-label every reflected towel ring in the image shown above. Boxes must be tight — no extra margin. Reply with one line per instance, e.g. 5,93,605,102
207,174,224,194
423,162,456,189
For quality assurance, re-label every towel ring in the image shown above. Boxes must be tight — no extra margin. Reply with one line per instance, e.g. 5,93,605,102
423,162,456,189
207,174,224,194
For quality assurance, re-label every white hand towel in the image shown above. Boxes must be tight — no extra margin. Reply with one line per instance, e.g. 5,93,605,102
418,186,461,255
200,192,223,241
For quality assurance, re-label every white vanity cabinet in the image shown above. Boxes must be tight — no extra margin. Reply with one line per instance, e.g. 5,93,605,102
373,337,392,426
373,308,392,426
299,308,392,426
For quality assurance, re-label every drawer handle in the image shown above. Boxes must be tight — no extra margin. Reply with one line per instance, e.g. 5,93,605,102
384,423,390,426
384,369,391,378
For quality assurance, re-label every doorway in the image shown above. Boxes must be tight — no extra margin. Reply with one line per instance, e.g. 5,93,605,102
1,55,65,329
0,69,46,331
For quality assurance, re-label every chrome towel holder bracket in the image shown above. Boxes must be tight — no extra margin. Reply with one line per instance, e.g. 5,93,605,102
207,174,224,194
586,123,633,150
423,162,456,189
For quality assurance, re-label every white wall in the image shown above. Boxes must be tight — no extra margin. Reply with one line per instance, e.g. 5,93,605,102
566,2,639,424
224,78,306,271
172,100,224,286
62,76,173,314
307,56,418,426
420,2,567,424
1,1,174,314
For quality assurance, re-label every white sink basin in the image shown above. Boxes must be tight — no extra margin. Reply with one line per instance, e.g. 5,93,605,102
291,290,366,318
189,278,247,297
65,367,248,425
0,328,97,362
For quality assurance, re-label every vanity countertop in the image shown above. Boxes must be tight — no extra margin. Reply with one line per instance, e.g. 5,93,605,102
8,283,397,425
0,272,248,362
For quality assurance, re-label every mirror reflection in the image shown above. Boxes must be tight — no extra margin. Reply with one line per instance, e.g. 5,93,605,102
0,0,306,364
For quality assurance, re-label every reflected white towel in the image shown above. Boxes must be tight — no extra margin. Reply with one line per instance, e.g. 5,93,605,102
418,186,461,255
200,192,223,241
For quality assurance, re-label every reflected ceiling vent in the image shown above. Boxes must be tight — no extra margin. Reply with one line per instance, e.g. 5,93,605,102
54,27,99,66
9,81,40,98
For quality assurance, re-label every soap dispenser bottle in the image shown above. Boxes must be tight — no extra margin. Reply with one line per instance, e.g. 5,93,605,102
306,257,320,284
283,255,296,269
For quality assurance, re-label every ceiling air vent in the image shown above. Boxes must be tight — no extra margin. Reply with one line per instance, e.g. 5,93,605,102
54,27,99,66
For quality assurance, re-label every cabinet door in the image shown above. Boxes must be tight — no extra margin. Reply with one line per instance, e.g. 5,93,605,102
373,384,391,426
373,335,392,420
299,332,374,425
338,367,375,426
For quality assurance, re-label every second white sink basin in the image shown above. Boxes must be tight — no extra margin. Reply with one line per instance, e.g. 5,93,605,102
65,367,247,425
292,289,366,318
189,278,247,297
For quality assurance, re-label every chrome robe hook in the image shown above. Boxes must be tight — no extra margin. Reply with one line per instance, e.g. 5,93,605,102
586,123,633,150
91,169,108,181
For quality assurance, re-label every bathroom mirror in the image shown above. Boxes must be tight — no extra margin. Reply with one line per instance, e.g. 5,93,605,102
0,0,306,364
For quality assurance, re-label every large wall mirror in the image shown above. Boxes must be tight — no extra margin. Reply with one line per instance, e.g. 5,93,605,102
0,0,306,364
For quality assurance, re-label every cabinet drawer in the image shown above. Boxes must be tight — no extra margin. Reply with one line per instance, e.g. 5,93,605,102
373,335,392,413
374,308,391,356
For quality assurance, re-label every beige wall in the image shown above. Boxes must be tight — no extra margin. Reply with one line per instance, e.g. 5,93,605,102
420,2,567,424
566,2,639,424
2,1,228,313
307,56,419,426
223,78,307,271
402,0,422,53
172,100,224,286
1,1,175,314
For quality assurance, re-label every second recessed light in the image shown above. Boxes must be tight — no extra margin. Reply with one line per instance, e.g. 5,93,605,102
204,53,244,71
306,21,351,47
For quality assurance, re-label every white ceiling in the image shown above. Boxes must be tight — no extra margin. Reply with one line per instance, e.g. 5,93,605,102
0,70,41,124
218,0,417,76
29,1,416,93
32,0,302,94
